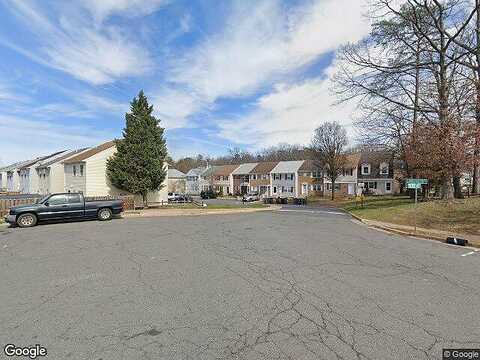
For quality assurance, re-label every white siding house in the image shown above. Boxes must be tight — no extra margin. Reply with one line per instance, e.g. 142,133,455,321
37,148,89,195
185,167,207,195
19,152,65,194
63,141,168,204
270,161,304,197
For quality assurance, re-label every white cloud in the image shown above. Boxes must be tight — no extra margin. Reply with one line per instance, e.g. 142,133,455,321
215,60,358,148
159,0,369,128
81,0,169,24
151,89,209,129
76,93,128,114
0,115,116,165
3,0,153,85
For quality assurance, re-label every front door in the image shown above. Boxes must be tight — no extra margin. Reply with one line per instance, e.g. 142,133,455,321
348,183,354,195
302,183,308,195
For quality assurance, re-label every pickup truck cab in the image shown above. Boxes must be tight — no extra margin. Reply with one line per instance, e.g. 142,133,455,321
4,193,123,228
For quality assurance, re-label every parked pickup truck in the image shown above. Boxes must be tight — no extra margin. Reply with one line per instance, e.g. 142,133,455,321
4,193,123,228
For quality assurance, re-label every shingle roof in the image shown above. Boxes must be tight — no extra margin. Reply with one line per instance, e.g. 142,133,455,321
271,160,304,173
168,168,186,178
231,163,258,175
299,159,323,171
0,161,25,172
63,141,115,164
37,148,89,168
213,164,240,177
250,161,279,174
358,150,392,165
201,166,218,177
345,153,361,168
19,151,65,170
186,167,206,176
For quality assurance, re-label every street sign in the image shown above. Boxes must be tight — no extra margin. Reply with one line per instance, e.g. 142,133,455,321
407,183,422,189
405,179,428,234
406,178,428,186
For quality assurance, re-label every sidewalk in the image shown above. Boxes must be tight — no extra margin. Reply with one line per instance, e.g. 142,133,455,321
352,215,480,247
123,205,279,218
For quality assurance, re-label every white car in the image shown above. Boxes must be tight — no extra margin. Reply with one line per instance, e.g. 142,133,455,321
242,192,260,202
168,192,180,202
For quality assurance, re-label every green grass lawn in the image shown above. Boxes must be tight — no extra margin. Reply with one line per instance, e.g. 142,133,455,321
340,196,480,235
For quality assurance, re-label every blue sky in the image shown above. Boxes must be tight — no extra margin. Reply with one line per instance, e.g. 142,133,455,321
0,0,369,166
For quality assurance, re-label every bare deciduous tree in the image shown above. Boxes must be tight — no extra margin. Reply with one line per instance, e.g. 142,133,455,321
311,122,348,200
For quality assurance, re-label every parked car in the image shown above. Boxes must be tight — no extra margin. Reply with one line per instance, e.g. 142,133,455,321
200,190,217,199
4,193,123,228
242,192,260,202
168,192,180,202
168,193,192,203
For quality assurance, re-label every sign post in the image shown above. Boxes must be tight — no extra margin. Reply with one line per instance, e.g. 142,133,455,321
406,179,428,234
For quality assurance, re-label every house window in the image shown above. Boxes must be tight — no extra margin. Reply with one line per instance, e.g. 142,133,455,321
367,181,377,189
361,164,371,175
289,186,294,193
380,163,389,175
273,186,277,194
80,164,84,176
73,165,77,177
385,182,392,192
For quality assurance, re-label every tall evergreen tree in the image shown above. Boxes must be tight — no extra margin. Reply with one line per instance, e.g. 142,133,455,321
107,90,168,207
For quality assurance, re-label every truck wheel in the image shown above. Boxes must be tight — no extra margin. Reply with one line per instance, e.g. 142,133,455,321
17,213,38,228
98,208,112,221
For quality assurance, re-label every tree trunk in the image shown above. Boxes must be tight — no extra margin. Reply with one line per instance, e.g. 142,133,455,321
453,176,464,199
474,0,480,194
331,181,335,200
142,192,148,208
441,177,455,200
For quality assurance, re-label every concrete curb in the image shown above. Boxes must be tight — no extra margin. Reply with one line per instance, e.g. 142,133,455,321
123,205,280,218
347,212,479,248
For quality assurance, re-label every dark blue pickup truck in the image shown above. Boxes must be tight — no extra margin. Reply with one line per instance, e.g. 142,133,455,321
4,193,123,228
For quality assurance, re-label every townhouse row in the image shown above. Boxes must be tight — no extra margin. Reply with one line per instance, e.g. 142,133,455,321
184,151,399,197
0,141,169,203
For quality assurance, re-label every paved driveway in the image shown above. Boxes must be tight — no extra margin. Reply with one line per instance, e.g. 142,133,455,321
0,211,479,359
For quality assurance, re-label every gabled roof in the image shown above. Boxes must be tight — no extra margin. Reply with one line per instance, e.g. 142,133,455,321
0,161,26,172
19,151,65,170
271,160,304,173
168,168,186,178
63,141,115,164
231,163,258,175
345,153,361,168
358,150,392,165
250,161,279,174
186,167,207,177
299,159,323,172
213,164,240,177
37,148,89,168
201,166,218,177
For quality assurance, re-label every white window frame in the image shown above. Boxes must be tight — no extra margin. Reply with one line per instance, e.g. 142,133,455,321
361,163,371,175
380,162,389,175
385,181,392,192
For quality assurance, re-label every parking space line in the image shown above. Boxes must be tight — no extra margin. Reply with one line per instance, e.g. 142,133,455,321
461,249,479,257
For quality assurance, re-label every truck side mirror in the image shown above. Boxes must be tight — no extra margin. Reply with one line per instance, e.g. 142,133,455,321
44,202,49,207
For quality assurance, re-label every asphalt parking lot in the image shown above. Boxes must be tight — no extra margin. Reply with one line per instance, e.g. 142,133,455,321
0,210,479,359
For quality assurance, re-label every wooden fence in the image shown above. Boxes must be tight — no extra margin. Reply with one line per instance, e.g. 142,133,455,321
0,195,136,218
0,198,39,218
